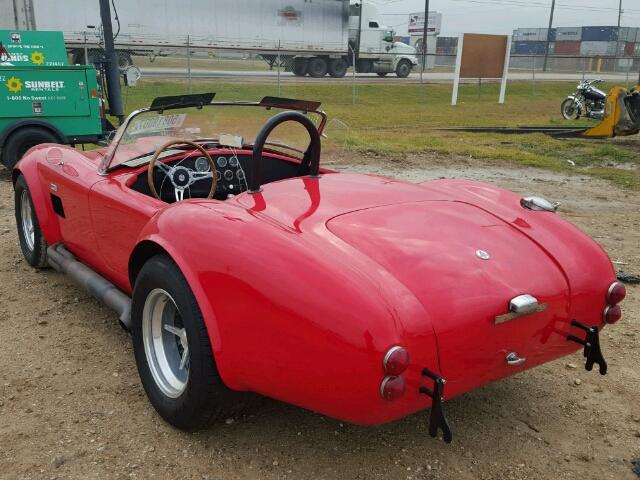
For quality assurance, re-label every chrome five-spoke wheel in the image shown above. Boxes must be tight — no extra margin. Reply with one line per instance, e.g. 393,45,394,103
142,288,190,398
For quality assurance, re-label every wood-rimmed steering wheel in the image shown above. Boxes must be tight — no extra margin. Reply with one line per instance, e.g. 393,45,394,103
147,140,217,202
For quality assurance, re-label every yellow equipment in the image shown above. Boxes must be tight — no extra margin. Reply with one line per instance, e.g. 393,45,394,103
582,85,640,138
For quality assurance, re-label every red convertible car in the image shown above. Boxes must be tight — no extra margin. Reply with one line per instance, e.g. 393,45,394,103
12,93,626,442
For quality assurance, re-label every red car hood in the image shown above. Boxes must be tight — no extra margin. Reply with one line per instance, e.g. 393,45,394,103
327,200,572,387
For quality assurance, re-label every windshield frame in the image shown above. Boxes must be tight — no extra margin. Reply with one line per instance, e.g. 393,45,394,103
99,99,328,174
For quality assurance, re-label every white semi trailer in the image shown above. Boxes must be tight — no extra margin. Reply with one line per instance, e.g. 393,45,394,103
1,0,418,78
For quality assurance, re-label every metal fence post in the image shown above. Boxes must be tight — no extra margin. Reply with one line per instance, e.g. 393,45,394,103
187,35,192,94
351,45,356,106
277,40,281,96
532,55,536,96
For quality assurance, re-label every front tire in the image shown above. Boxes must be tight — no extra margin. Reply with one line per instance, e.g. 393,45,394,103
395,59,412,78
131,255,248,429
561,98,582,120
14,175,48,268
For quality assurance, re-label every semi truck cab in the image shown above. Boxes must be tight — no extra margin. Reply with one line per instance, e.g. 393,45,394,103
349,1,418,78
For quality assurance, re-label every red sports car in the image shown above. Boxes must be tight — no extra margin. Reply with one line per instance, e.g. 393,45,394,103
12,93,626,443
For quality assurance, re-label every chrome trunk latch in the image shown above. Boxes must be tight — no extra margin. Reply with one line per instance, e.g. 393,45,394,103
419,368,452,444
521,196,560,212
495,294,548,324
567,320,607,375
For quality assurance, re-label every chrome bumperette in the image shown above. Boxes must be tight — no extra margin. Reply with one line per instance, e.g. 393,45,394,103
521,196,560,212
495,294,548,324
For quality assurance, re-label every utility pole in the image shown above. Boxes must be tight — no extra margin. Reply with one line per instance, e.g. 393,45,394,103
616,0,623,72
420,0,430,85
542,0,556,72
98,0,124,124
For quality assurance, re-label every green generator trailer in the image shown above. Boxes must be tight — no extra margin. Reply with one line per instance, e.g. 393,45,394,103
0,30,109,169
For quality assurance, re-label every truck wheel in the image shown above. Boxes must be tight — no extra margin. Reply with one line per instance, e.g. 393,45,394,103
328,59,348,78
292,58,308,77
395,60,412,78
307,57,328,78
2,127,59,170
117,51,133,69
14,175,48,269
132,254,250,430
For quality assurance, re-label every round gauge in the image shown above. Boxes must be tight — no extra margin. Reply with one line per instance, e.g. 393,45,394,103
215,170,221,181
195,157,210,172
217,157,228,168
224,170,234,181
237,170,245,180
229,156,239,168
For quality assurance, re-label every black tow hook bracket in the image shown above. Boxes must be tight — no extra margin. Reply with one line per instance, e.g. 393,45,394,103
419,368,453,443
567,320,607,375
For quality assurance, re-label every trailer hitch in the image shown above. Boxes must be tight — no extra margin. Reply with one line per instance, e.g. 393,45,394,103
419,368,452,443
567,320,607,375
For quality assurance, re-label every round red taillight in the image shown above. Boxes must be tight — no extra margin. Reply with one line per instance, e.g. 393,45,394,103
380,375,406,401
603,304,622,324
607,282,626,305
383,346,410,376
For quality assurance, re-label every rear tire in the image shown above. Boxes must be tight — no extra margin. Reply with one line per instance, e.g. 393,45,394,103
2,127,59,170
131,255,249,429
561,98,582,120
307,57,328,78
395,59,412,78
292,58,308,77
14,175,48,269
328,58,348,78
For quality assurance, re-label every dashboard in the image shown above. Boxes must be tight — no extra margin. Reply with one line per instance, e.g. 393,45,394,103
193,153,248,197
129,149,303,202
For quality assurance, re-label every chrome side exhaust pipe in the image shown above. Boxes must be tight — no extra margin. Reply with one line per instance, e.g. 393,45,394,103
47,243,132,331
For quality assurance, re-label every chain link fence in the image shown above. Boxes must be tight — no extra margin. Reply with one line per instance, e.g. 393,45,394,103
72,35,640,109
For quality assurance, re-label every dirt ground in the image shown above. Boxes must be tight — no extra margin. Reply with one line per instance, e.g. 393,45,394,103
0,156,638,480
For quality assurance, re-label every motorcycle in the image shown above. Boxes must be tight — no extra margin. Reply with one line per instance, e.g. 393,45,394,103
561,79,607,120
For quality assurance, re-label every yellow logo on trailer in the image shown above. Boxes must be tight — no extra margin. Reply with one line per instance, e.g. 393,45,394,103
5,76,23,93
31,51,45,65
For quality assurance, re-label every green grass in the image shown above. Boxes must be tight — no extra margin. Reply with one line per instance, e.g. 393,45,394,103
117,79,640,190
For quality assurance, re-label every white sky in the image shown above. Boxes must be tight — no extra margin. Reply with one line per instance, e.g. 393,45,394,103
375,0,640,37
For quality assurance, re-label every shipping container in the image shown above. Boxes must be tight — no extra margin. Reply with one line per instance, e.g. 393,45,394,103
580,41,620,56
513,41,548,55
513,28,556,42
555,27,582,41
554,40,581,55
581,26,618,42
619,27,639,43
